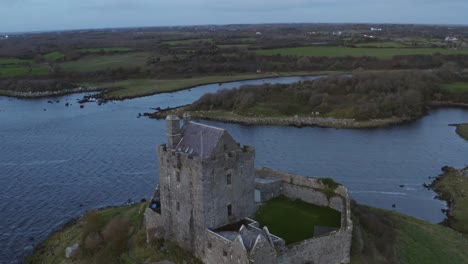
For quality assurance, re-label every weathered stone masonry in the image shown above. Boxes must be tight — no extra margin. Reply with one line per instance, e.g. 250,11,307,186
145,115,352,264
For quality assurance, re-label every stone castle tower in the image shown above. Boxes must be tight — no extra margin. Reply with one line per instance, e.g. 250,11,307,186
145,115,353,264
148,115,256,259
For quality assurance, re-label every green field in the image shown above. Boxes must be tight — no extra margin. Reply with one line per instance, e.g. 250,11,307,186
0,58,34,65
78,47,133,53
257,46,468,59
0,66,48,77
230,37,257,42
256,196,341,245
44,51,65,61
163,38,213,45
0,57,48,77
97,71,334,99
61,52,149,72
217,44,250,48
355,41,407,48
442,82,468,93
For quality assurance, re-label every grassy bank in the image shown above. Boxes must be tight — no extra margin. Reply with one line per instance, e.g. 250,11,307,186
430,167,468,235
351,203,468,264
455,124,468,140
256,196,341,245
27,202,202,264
96,71,338,99
28,200,468,264
256,46,468,59
153,108,413,129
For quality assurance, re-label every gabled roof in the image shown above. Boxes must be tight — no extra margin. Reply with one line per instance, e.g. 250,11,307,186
175,121,225,158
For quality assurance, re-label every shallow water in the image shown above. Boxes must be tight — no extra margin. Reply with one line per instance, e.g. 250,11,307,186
0,76,467,263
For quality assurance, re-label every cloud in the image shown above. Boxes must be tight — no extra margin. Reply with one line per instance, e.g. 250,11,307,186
0,0,28,7
0,0,467,32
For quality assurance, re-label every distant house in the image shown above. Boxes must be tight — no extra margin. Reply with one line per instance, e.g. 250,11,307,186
445,36,458,42
363,34,376,39
445,36,461,50
370,27,382,31
255,32,262,35
332,31,342,36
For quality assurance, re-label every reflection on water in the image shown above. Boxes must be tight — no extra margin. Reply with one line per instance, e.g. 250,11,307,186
0,76,467,263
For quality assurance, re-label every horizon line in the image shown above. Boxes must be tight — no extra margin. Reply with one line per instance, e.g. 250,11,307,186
2,21,468,35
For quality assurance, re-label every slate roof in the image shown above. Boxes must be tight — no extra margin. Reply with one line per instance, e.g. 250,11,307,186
175,121,225,158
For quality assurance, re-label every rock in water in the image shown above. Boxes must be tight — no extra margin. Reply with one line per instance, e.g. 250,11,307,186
65,243,79,258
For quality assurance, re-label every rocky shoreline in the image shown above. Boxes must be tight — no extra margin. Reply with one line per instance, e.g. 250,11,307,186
0,86,102,98
146,107,415,129
428,166,468,230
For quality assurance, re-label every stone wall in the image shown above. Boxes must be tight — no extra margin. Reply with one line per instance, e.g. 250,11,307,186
255,168,353,264
254,178,282,202
281,183,329,207
256,167,326,189
277,226,353,264
144,208,164,243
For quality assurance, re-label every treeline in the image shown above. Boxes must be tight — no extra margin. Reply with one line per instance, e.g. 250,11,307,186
0,79,77,93
189,70,463,120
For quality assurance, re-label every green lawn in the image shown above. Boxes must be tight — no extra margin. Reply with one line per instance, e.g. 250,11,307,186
257,46,468,59
61,52,149,72
78,47,133,53
44,51,65,61
96,71,335,99
163,38,213,45
442,82,468,93
255,196,341,245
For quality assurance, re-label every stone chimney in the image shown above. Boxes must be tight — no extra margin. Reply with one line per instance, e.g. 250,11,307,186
182,112,191,126
166,115,181,149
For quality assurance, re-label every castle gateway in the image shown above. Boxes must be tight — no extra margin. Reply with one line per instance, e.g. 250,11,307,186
145,115,352,264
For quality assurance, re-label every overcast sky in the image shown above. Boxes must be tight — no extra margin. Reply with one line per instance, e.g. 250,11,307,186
0,0,467,33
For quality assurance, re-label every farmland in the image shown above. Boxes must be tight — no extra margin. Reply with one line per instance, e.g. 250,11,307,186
442,82,468,93
163,38,213,45
257,46,468,59
0,58,48,77
61,52,149,72
78,47,133,53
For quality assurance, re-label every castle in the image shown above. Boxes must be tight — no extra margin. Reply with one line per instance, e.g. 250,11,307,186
145,115,352,264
